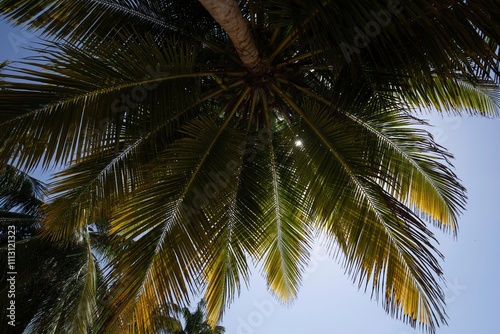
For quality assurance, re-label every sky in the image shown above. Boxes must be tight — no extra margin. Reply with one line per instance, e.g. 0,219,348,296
1,18,499,334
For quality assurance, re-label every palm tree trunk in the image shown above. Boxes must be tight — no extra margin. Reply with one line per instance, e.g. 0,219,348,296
198,0,263,73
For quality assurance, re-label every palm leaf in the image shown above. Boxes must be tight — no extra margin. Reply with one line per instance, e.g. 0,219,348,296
251,127,312,301
269,87,457,330
0,31,202,171
401,76,500,116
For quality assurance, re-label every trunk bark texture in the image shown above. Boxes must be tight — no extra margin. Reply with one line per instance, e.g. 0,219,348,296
198,0,263,73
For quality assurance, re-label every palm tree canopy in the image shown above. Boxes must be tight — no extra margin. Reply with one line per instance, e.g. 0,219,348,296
0,1,498,333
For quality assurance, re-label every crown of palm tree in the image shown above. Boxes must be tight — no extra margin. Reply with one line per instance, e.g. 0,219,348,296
0,1,498,333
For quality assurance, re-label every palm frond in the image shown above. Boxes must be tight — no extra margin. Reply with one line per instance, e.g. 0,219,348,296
0,0,173,42
342,110,466,233
0,30,201,171
251,128,312,301
402,76,500,116
269,88,455,331
202,184,254,324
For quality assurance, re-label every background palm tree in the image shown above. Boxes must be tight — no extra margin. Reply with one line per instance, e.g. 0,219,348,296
0,164,178,333
164,299,225,334
0,163,106,333
0,1,498,333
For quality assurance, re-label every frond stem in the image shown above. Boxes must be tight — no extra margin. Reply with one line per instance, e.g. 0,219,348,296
180,86,251,199
276,50,324,68
1,72,225,127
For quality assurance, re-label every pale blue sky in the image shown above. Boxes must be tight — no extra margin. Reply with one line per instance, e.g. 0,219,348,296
1,19,499,334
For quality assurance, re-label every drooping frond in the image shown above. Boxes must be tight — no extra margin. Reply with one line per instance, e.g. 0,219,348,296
267,87,461,331
251,128,312,301
401,76,500,116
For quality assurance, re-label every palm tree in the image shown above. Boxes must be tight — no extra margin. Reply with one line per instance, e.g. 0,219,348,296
0,1,498,333
165,299,225,334
0,166,162,333
0,164,106,333
0,61,103,333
